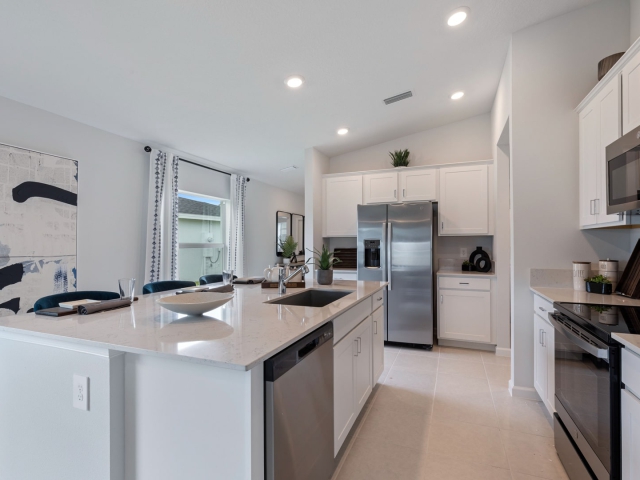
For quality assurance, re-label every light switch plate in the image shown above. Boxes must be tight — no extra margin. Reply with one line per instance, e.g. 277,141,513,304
73,374,89,411
460,248,468,258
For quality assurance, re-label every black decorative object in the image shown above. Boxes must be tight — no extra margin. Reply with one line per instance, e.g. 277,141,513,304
586,282,613,295
475,257,492,273
461,262,476,272
469,247,490,266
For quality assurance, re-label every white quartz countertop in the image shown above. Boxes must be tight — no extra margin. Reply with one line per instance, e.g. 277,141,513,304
437,270,496,277
0,280,386,371
612,333,640,356
530,287,640,307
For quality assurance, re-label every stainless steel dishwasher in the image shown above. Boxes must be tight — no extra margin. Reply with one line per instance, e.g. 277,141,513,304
265,321,334,480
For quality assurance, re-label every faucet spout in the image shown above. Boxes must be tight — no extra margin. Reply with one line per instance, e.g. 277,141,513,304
279,264,309,294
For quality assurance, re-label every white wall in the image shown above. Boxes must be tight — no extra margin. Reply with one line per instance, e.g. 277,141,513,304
304,148,329,273
179,161,230,200
328,114,492,174
506,0,631,395
244,179,304,277
0,95,149,293
632,0,640,44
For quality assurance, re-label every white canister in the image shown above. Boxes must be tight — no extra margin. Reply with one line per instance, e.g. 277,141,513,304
573,262,591,291
599,259,619,291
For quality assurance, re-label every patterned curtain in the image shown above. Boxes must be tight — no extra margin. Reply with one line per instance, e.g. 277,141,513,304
227,174,247,277
144,150,179,283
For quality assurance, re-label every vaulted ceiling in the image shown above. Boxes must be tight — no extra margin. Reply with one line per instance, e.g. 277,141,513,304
0,0,599,193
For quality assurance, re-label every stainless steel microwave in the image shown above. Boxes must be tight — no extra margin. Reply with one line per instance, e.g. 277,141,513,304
606,124,640,214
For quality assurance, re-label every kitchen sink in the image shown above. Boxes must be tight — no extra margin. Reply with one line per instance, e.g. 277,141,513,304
267,289,353,308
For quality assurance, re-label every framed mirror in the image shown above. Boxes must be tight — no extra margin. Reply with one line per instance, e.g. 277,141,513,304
276,211,304,257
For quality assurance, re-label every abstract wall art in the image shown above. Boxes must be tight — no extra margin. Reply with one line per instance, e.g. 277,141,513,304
0,143,78,316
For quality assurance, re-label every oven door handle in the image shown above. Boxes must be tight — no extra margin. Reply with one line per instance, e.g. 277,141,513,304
548,313,609,362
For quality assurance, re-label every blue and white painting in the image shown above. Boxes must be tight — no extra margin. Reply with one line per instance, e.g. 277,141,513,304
0,144,77,315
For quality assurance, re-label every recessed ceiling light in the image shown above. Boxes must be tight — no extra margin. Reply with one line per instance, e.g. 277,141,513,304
337,128,349,135
447,7,469,26
285,75,304,88
450,91,465,100
280,165,298,172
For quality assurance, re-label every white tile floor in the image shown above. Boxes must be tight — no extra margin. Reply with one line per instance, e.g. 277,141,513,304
332,345,569,480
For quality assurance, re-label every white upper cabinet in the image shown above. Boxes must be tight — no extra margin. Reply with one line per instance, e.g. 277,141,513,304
399,167,438,202
439,164,490,235
323,175,362,237
363,171,398,204
622,48,640,135
578,75,627,229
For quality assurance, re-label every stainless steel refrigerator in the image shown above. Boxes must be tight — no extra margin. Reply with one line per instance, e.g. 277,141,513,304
357,203,433,346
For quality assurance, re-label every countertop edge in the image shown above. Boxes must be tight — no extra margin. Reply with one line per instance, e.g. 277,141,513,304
0,283,388,372
530,287,555,303
437,270,496,277
613,333,640,357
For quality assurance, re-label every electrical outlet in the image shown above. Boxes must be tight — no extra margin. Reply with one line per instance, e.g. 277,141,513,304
73,375,89,411
460,248,468,258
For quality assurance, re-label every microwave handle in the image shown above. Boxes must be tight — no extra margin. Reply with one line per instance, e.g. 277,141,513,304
548,313,609,362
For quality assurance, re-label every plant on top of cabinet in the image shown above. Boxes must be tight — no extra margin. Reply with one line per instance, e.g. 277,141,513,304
307,244,341,285
389,149,410,167
278,236,298,264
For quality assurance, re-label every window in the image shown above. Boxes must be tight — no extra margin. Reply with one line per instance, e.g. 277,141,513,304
177,191,228,283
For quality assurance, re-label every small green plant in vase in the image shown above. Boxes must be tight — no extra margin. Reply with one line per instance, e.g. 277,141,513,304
306,245,341,285
585,274,612,295
278,236,298,264
389,149,410,167
461,260,476,272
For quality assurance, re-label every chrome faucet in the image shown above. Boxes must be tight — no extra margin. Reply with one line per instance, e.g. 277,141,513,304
279,264,309,294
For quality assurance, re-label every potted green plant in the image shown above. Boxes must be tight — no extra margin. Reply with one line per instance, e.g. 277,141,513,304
389,149,410,167
461,260,476,272
306,245,341,285
585,274,612,295
278,236,298,265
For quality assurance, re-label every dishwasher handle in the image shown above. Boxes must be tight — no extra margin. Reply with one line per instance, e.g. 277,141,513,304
264,321,334,382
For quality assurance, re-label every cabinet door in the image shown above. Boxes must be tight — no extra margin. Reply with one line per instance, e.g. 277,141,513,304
533,313,547,403
544,322,555,414
363,172,398,204
323,176,362,236
399,168,437,202
579,103,599,228
354,317,373,415
438,289,491,343
622,389,640,480
622,50,640,135
439,164,489,235
372,307,384,384
597,77,624,225
333,333,357,456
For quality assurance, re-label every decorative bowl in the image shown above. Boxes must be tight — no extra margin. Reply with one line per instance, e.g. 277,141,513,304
156,292,234,315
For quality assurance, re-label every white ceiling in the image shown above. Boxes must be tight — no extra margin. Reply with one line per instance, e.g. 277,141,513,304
0,0,598,193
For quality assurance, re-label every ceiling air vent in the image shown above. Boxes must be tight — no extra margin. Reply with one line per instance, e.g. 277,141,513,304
383,91,413,105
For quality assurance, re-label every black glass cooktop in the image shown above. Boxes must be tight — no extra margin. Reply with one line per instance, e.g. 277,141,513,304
554,302,640,343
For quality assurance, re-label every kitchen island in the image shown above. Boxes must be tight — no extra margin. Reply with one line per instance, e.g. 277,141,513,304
0,280,386,480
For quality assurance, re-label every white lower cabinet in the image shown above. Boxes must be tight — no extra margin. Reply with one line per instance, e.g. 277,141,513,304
532,294,555,415
372,306,384,383
622,388,640,480
333,316,373,456
438,288,491,343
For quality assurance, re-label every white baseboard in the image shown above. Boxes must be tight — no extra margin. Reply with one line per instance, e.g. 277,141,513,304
509,381,541,401
495,347,511,358
437,339,495,352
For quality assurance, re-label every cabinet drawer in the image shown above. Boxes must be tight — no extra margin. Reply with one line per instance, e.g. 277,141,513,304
333,299,373,344
533,294,554,323
439,276,490,291
623,348,640,398
372,290,384,312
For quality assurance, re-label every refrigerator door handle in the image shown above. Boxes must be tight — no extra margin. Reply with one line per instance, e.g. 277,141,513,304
387,223,392,291
382,222,387,284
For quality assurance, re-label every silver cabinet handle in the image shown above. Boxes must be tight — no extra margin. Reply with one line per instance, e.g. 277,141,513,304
595,199,600,215
542,330,546,347
357,337,361,354
376,296,383,301
402,188,405,198
538,306,545,312
387,223,392,291
459,282,469,285
354,339,358,357
393,189,397,199
440,295,443,304
590,200,594,215
539,328,543,345
374,320,377,335
442,221,444,231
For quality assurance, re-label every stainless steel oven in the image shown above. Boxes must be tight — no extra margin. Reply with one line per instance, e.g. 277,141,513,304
606,124,640,214
550,302,629,480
